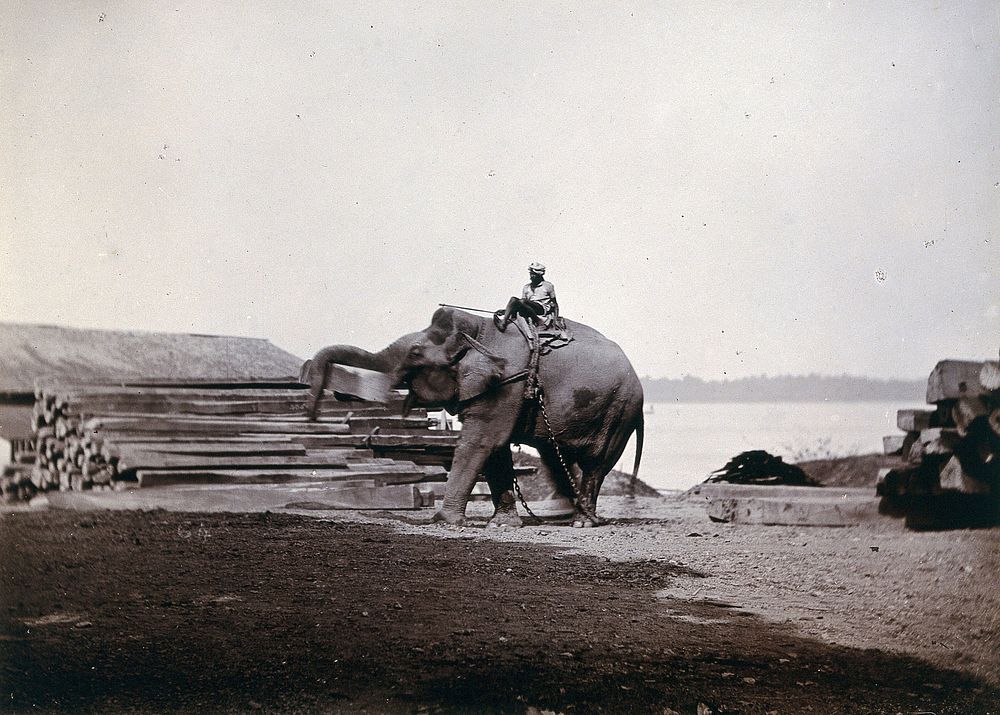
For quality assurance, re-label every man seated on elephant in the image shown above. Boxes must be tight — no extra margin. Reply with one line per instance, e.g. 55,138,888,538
495,262,561,332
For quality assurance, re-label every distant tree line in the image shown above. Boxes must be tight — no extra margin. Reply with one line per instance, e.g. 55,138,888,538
641,374,925,403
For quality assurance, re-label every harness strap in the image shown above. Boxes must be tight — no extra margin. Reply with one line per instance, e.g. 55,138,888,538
498,370,529,386
509,321,543,444
523,321,542,402
458,320,536,391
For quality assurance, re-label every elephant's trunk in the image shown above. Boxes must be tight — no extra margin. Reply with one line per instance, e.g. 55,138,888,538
305,332,424,420
305,357,333,421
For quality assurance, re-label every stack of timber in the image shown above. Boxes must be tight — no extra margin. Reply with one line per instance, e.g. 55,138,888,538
0,440,37,503
878,359,1000,528
18,381,460,508
1,463,35,503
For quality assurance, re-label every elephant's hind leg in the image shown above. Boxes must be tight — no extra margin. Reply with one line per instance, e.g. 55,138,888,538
536,445,602,528
573,469,607,527
483,448,522,529
570,456,614,528
570,491,605,528
570,411,639,526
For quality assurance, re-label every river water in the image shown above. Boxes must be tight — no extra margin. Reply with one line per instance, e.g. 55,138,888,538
613,400,927,492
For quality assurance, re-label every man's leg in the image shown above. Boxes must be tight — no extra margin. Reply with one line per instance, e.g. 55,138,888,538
495,298,545,332
521,301,545,318
495,297,520,332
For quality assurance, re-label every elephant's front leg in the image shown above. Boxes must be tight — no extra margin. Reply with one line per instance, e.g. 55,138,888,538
433,435,503,526
482,448,522,529
432,392,522,526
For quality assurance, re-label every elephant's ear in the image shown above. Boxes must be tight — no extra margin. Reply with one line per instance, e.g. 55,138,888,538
450,333,507,402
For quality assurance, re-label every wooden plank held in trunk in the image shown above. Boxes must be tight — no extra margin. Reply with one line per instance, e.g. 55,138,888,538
325,365,395,403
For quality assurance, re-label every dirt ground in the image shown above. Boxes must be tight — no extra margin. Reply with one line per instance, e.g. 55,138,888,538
1,495,998,714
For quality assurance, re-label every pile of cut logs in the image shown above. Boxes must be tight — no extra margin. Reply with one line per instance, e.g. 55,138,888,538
878,359,1000,526
2,381,459,503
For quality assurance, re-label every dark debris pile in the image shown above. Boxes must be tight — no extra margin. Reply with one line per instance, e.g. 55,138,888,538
706,450,819,486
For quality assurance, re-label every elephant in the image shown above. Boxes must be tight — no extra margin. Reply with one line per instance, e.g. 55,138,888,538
304,307,644,528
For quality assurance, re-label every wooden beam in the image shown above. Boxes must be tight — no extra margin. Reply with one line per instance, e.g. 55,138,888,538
88,435,297,444
919,428,960,455
938,455,992,495
951,397,990,437
39,385,310,400
883,435,905,456
283,482,424,510
289,433,459,449
706,495,882,527
883,431,917,457
116,449,359,473
38,379,303,392
82,411,348,423
135,466,428,487
896,409,934,432
84,417,352,435
103,441,308,458
325,365,394,403
926,360,988,403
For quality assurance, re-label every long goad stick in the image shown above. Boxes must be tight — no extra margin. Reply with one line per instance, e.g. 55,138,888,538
437,303,497,315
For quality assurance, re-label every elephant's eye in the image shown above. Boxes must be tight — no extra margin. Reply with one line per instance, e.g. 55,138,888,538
408,345,423,359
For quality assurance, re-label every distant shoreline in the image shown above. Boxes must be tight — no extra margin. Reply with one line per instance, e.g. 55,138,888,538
641,375,924,403
642,397,925,404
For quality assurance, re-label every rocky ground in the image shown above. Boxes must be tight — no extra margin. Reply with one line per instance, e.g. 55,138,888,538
1,454,998,714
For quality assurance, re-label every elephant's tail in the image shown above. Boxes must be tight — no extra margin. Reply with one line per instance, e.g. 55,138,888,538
628,416,644,498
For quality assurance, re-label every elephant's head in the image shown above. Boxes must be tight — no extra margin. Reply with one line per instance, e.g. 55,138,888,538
305,307,508,419
392,308,508,412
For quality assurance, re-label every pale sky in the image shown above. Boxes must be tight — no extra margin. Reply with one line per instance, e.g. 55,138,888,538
2,1,997,380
